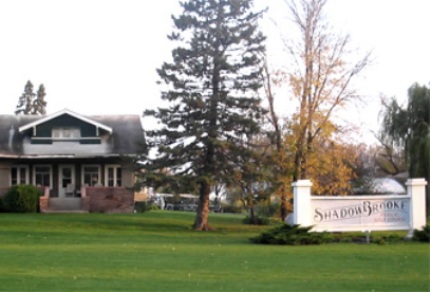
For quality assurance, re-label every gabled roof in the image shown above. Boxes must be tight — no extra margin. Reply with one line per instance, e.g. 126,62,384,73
0,110,146,158
18,108,113,134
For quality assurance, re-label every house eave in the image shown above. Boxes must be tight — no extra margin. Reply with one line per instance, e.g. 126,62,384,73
0,153,134,159
18,109,113,134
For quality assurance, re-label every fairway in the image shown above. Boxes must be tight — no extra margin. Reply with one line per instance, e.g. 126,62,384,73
0,212,428,291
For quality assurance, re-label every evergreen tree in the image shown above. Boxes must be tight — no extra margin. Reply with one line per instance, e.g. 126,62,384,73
141,0,266,230
15,81,47,115
15,81,35,115
33,84,47,115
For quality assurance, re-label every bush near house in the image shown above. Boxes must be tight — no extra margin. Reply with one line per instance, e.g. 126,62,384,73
0,185,42,213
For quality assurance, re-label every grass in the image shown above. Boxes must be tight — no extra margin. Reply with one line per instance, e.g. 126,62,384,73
0,211,429,291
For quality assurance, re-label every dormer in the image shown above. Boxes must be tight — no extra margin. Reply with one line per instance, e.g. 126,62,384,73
19,109,112,145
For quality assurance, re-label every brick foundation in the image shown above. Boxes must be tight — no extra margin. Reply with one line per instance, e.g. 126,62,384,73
85,187,134,213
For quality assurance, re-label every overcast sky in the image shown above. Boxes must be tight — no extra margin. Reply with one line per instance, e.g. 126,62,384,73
0,0,428,143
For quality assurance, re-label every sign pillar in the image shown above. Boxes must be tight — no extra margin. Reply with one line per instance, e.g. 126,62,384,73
292,180,313,227
406,178,427,236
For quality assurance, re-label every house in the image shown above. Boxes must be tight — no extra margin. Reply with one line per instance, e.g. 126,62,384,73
0,109,146,212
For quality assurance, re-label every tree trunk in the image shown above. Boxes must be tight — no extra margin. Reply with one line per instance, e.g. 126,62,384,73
279,184,287,221
193,180,212,231
250,204,257,224
263,63,290,222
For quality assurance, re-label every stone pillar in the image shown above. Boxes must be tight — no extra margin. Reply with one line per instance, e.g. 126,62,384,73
406,178,427,236
292,180,313,227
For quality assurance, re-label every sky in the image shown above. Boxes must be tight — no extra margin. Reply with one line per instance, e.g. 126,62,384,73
0,0,428,144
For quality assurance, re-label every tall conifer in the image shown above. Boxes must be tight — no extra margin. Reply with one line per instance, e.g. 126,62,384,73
33,84,47,115
15,81,47,115
141,0,266,230
15,81,35,115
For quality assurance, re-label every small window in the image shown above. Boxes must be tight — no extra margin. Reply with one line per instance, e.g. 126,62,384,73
82,165,101,186
106,165,122,187
52,128,80,139
34,165,52,188
11,166,29,186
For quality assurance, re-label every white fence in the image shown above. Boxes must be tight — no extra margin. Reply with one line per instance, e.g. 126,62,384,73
292,179,427,236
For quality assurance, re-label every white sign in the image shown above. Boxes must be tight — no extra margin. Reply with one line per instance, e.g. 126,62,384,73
311,197,410,231
291,179,427,236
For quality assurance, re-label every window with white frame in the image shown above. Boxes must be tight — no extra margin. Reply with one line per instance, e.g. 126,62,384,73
52,127,80,139
82,165,101,186
105,165,122,187
33,165,52,188
11,165,29,186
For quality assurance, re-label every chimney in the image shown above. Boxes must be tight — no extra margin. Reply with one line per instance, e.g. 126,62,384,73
8,125,15,150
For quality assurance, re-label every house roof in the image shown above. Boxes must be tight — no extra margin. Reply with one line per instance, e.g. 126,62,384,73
0,110,146,158
18,109,113,134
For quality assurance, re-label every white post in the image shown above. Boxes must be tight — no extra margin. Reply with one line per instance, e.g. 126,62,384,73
406,178,427,237
292,180,313,227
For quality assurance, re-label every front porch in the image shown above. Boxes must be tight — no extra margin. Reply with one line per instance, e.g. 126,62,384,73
39,186,134,213
39,186,90,213
42,198,89,213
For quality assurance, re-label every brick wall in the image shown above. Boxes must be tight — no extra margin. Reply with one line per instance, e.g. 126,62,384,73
85,187,134,213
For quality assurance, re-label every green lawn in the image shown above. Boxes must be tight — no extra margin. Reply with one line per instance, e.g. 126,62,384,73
0,212,428,291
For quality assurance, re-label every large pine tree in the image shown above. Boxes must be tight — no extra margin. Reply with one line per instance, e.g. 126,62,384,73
141,0,266,230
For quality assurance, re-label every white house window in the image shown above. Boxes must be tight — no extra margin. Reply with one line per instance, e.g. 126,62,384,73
105,165,122,187
82,165,101,186
52,128,80,139
33,165,52,188
11,166,29,185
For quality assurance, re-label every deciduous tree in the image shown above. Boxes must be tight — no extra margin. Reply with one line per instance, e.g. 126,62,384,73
264,0,370,219
263,62,292,220
285,0,370,182
379,83,430,211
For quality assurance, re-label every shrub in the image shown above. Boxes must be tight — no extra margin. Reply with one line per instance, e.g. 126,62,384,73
2,185,42,213
242,215,270,225
0,198,5,212
412,224,430,242
256,203,280,218
250,224,334,245
134,201,160,213
222,205,243,214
